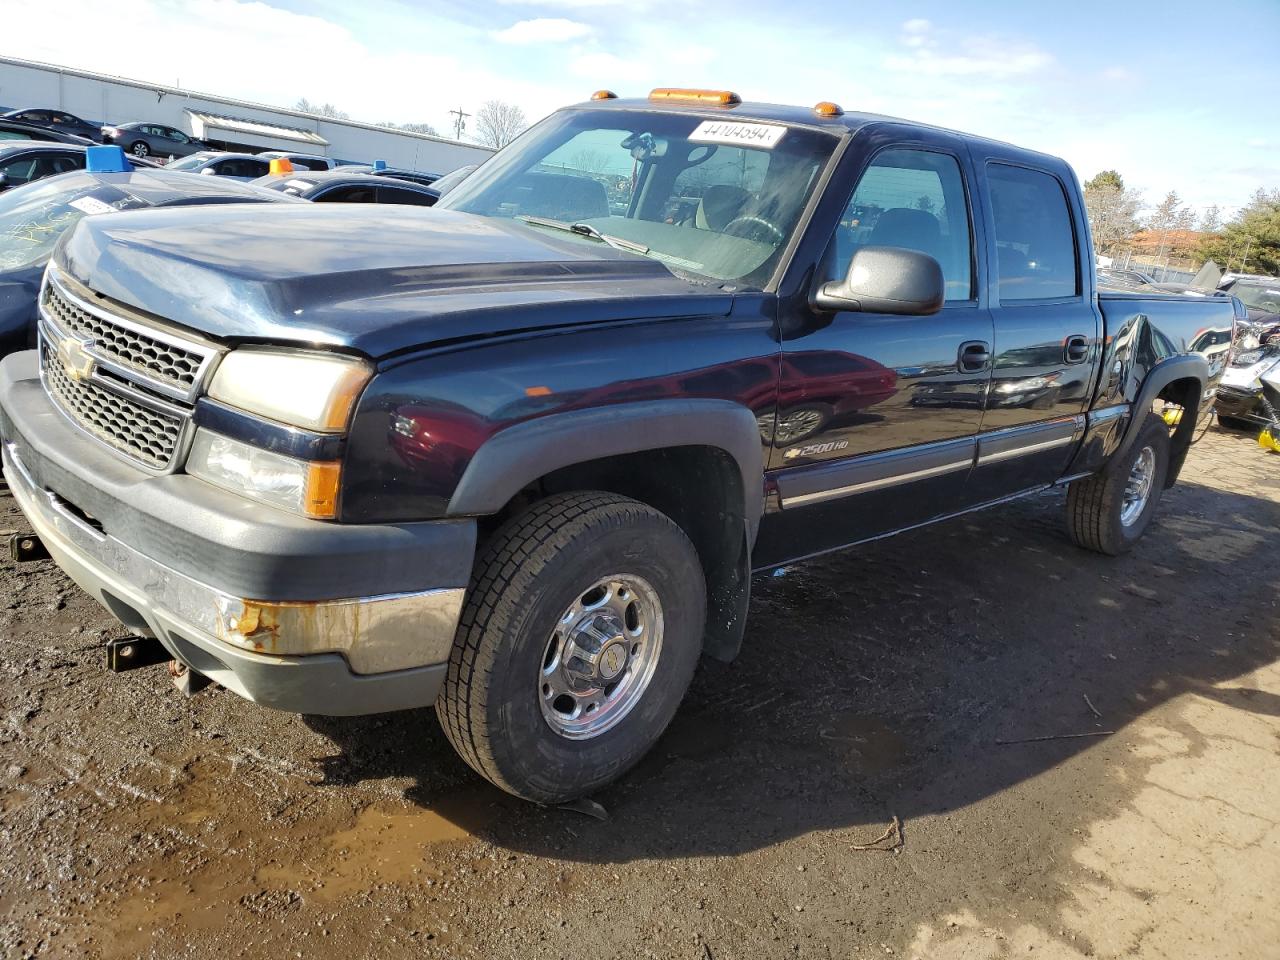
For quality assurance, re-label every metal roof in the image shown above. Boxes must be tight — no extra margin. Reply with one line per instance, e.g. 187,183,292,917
185,109,329,146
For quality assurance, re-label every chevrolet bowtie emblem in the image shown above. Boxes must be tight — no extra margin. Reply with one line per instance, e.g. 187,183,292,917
57,336,95,382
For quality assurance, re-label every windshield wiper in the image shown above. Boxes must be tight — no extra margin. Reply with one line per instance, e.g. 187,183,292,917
517,215,650,255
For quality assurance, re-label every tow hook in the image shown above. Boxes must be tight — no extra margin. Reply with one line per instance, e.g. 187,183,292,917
106,636,174,672
168,660,212,697
9,532,50,563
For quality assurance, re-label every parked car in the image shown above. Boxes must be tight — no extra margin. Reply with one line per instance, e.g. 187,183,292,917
100,122,210,159
257,150,336,171
0,108,102,143
0,152,298,354
334,162,439,186
428,163,477,196
251,168,440,204
0,142,157,193
0,90,1239,805
0,118,95,145
165,151,272,180
1097,267,1156,290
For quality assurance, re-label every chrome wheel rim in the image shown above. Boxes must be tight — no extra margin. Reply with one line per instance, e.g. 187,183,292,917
538,575,664,740
1120,445,1156,527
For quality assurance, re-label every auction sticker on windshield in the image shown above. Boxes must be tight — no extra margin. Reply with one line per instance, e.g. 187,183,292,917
689,121,786,149
67,196,117,216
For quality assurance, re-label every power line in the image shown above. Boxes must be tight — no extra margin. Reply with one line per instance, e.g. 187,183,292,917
449,107,471,141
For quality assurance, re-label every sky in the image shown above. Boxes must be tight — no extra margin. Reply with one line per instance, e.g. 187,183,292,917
6,0,1279,217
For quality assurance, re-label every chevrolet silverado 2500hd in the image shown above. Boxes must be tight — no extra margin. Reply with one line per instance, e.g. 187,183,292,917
0,90,1239,802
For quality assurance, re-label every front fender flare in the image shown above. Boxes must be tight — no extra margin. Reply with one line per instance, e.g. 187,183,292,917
446,398,766,542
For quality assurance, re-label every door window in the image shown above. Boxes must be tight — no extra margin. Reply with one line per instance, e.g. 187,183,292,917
831,148,973,302
987,164,1078,301
377,186,435,206
315,185,377,203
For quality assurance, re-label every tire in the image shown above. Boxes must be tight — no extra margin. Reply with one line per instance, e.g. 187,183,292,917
1216,414,1256,431
437,492,706,803
130,140,150,158
1066,414,1170,556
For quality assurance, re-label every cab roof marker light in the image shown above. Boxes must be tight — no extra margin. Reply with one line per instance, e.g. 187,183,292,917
85,145,130,173
814,101,844,117
372,159,388,172
648,88,741,106
591,90,618,100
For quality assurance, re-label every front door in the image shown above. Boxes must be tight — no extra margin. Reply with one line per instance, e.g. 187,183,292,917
755,141,993,566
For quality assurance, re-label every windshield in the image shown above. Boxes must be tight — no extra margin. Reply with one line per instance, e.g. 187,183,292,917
1230,283,1280,312
167,153,213,171
437,109,838,287
0,175,147,271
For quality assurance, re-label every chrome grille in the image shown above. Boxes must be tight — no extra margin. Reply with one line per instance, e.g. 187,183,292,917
43,344,183,469
41,282,205,394
37,268,220,472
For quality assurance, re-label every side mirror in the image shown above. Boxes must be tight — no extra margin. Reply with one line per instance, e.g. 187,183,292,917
200,167,217,176
812,246,945,316
0,172,9,192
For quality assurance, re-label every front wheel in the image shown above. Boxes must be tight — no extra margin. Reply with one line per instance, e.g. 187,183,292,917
1066,414,1170,555
436,492,706,803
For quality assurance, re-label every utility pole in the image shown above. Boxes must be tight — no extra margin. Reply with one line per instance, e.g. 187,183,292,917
449,107,471,141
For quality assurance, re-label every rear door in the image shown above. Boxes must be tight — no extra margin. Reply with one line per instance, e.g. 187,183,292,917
968,157,1100,499
757,131,994,565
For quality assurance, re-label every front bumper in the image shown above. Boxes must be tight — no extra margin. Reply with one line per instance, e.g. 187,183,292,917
1214,385,1262,422
0,351,477,715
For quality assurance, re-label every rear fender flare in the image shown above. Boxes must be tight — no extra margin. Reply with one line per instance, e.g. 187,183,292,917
1112,354,1208,484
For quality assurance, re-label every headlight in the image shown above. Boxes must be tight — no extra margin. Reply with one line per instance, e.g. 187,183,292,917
1232,349,1263,368
208,349,372,432
187,428,341,519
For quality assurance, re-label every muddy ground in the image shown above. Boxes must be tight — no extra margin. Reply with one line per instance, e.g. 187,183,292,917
1,425,1277,960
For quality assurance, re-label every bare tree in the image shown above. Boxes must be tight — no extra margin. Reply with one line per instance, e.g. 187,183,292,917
474,101,528,149
1199,204,1223,233
295,98,349,120
1083,178,1143,255
379,121,440,136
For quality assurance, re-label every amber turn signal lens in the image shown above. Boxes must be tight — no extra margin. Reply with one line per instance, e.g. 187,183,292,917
303,461,342,519
591,89,618,100
813,101,844,117
649,88,741,106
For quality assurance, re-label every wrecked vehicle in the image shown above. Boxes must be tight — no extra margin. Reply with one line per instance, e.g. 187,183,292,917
0,89,1239,803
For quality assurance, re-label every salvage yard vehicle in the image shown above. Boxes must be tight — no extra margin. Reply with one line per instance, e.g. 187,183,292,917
100,121,210,159
0,147,298,355
1,108,103,143
0,142,158,194
165,151,272,180
0,90,1239,803
251,168,441,205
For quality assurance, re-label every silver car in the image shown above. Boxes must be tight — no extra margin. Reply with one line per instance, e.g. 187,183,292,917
100,122,210,159
165,151,273,181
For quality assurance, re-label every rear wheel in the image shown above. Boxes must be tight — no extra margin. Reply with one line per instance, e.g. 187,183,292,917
437,492,706,803
1066,414,1170,555
130,140,150,158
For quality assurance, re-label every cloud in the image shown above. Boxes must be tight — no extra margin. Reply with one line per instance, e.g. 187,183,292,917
498,0,623,6
902,18,931,33
494,17,592,44
886,35,1052,78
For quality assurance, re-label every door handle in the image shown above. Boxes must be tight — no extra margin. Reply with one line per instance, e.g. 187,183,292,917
1064,335,1089,364
957,341,991,373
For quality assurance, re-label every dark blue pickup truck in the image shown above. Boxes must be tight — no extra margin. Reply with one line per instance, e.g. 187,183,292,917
0,89,1238,803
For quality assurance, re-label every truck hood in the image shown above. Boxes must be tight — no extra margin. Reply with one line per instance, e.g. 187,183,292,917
57,205,732,357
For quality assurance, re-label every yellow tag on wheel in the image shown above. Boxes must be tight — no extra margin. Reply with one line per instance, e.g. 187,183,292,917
1260,429,1280,453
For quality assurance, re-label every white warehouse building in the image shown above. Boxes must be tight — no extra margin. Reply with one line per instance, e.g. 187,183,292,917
0,56,494,175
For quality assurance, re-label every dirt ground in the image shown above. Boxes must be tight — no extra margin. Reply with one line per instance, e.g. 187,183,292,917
1,425,1277,960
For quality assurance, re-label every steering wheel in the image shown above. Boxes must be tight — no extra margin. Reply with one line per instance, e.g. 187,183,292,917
722,215,785,245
